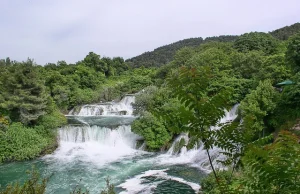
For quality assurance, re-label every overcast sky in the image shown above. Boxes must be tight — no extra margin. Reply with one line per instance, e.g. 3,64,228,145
0,0,299,65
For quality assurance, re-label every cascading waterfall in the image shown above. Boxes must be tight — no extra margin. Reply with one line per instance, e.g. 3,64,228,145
59,125,140,145
69,95,135,116
48,95,141,166
167,133,189,155
50,125,142,165
159,104,239,172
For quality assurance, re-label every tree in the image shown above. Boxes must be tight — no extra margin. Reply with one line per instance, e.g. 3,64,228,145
0,61,48,125
239,80,279,137
132,86,170,115
230,51,264,79
286,33,300,72
256,54,291,84
233,32,279,55
164,66,235,189
172,47,196,67
83,52,108,73
186,47,231,72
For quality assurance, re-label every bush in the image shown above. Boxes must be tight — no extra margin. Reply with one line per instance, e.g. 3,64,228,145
0,123,50,163
37,110,67,130
201,170,232,194
238,131,300,193
131,112,171,151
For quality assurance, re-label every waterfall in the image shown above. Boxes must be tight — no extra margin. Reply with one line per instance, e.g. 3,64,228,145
167,133,189,155
160,104,239,172
47,95,141,165
59,125,141,146
220,104,239,123
68,95,135,116
48,125,142,165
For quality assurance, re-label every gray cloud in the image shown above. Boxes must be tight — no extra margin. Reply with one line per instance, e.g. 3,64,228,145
0,0,299,65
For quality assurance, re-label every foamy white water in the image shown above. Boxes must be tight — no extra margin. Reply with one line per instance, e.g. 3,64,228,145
119,169,200,194
157,105,239,172
45,125,142,166
69,95,135,116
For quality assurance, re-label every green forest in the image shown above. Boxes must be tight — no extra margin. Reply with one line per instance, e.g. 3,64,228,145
1,22,300,193
126,23,300,68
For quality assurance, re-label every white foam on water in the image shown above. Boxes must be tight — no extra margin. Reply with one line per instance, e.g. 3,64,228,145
69,95,135,116
118,169,200,194
157,105,239,172
44,125,143,166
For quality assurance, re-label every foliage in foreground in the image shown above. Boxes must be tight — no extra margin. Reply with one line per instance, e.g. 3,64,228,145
0,168,47,194
201,131,300,194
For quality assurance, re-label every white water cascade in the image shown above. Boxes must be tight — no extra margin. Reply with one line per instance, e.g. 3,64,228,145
158,104,239,172
47,125,142,166
69,95,135,116
47,95,141,166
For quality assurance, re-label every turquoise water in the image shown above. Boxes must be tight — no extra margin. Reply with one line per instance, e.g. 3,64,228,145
0,150,205,193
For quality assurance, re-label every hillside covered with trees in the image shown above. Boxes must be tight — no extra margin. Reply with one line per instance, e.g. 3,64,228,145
126,23,300,68
270,22,300,40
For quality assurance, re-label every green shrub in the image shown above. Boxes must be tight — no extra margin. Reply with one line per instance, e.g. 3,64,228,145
131,112,171,151
37,110,67,130
0,123,49,163
201,170,233,194
238,130,300,193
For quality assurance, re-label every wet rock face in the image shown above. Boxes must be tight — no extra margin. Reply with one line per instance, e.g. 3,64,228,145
292,121,300,131
95,108,104,116
173,138,186,154
119,110,127,115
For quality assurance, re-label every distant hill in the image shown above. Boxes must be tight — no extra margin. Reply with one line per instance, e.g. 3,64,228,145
269,22,300,40
126,23,300,68
126,36,237,68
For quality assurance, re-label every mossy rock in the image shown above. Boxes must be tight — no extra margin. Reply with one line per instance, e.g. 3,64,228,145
173,138,186,154
119,110,127,115
136,140,144,149
186,136,199,150
71,106,82,115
